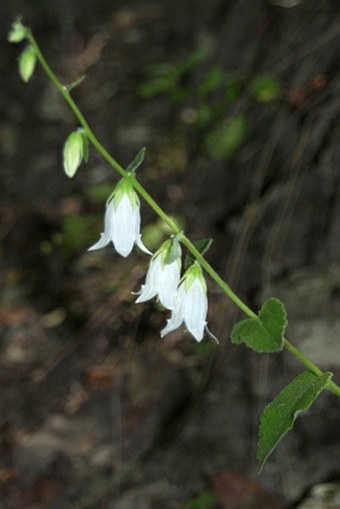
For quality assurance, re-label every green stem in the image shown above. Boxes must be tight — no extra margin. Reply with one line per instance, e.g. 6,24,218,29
27,31,340,397
284,339,340,396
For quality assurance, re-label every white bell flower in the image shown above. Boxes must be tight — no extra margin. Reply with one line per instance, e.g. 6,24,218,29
135,239,181,310
161,262,208,342
89,177,151,258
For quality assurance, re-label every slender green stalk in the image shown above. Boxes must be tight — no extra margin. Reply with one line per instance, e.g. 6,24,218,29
27,31,340,397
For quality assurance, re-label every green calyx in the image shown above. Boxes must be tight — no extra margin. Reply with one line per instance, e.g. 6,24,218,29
111,177,139,209
183,262,206,292
158,238,181,267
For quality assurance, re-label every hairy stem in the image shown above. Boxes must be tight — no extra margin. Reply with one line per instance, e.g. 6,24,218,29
27,31,340,397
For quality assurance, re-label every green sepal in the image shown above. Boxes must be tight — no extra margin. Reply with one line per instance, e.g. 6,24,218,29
231,298,287,353
126,147,146,174
111,177,139,209
257,370,332,472
160,238,181,266
82,132,89,163
185,238,213,269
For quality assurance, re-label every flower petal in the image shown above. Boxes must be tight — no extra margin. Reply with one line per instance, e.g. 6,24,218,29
88,201,114,251
112,194,137,257
182,278,207,342
135,255,161,304
160,285,185,337
157,260,181,310
136,234,152,255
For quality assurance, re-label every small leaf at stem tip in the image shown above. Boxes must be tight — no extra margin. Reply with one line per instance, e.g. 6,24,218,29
230,297,287,353
184,238,213,269
257,370,332,473
126,147,146,174
63,74,86,93
8,19,27,43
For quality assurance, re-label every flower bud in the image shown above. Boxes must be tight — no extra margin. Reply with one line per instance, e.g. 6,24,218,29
63,129,87,178
8,20,27,43
18,45,37,82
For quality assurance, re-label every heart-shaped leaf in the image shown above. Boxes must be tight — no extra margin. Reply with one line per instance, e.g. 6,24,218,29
257,370,332,472
231,298,287,353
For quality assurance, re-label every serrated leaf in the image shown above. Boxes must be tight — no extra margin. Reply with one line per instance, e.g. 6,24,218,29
126,147,146,174
257,370,332,472
231,298,287,352
185,238,213,269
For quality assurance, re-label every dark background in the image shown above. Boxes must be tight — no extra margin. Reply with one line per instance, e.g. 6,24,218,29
1,1,340,508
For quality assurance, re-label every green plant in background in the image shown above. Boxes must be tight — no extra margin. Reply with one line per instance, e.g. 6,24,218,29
8,19,340,472
139,44,281,160
184,491,220,509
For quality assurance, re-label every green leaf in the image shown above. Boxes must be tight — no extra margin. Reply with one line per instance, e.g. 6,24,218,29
185,491,219,509
205,114,247,160
64,74,86,93
178,45,211,75
126,147,146,174
185,238,213,269
257,370,332,472
199,65,224,96
231,298,287,352
249,75,281,103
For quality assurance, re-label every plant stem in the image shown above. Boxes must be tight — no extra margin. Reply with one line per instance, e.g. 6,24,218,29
27,31,340,397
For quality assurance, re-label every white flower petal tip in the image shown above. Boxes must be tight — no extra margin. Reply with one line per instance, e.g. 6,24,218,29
135,240,182,310
88,234,109,251
88,177,150,258
136,235,152,256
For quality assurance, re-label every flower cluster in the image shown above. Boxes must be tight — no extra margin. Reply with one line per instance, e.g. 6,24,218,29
89,177,211,342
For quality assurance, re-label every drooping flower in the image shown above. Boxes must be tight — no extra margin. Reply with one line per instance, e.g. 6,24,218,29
63,129,88,178
136,238,181,310
88,177,151,258
161,262,208,342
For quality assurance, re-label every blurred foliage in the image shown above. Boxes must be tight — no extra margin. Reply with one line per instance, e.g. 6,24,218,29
139,45,211,102
84,183,115,202
141,221,167,251
205,114,248,160
185,491,220,509
53,214,100,257
249,74,281,103
139,45,281,160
